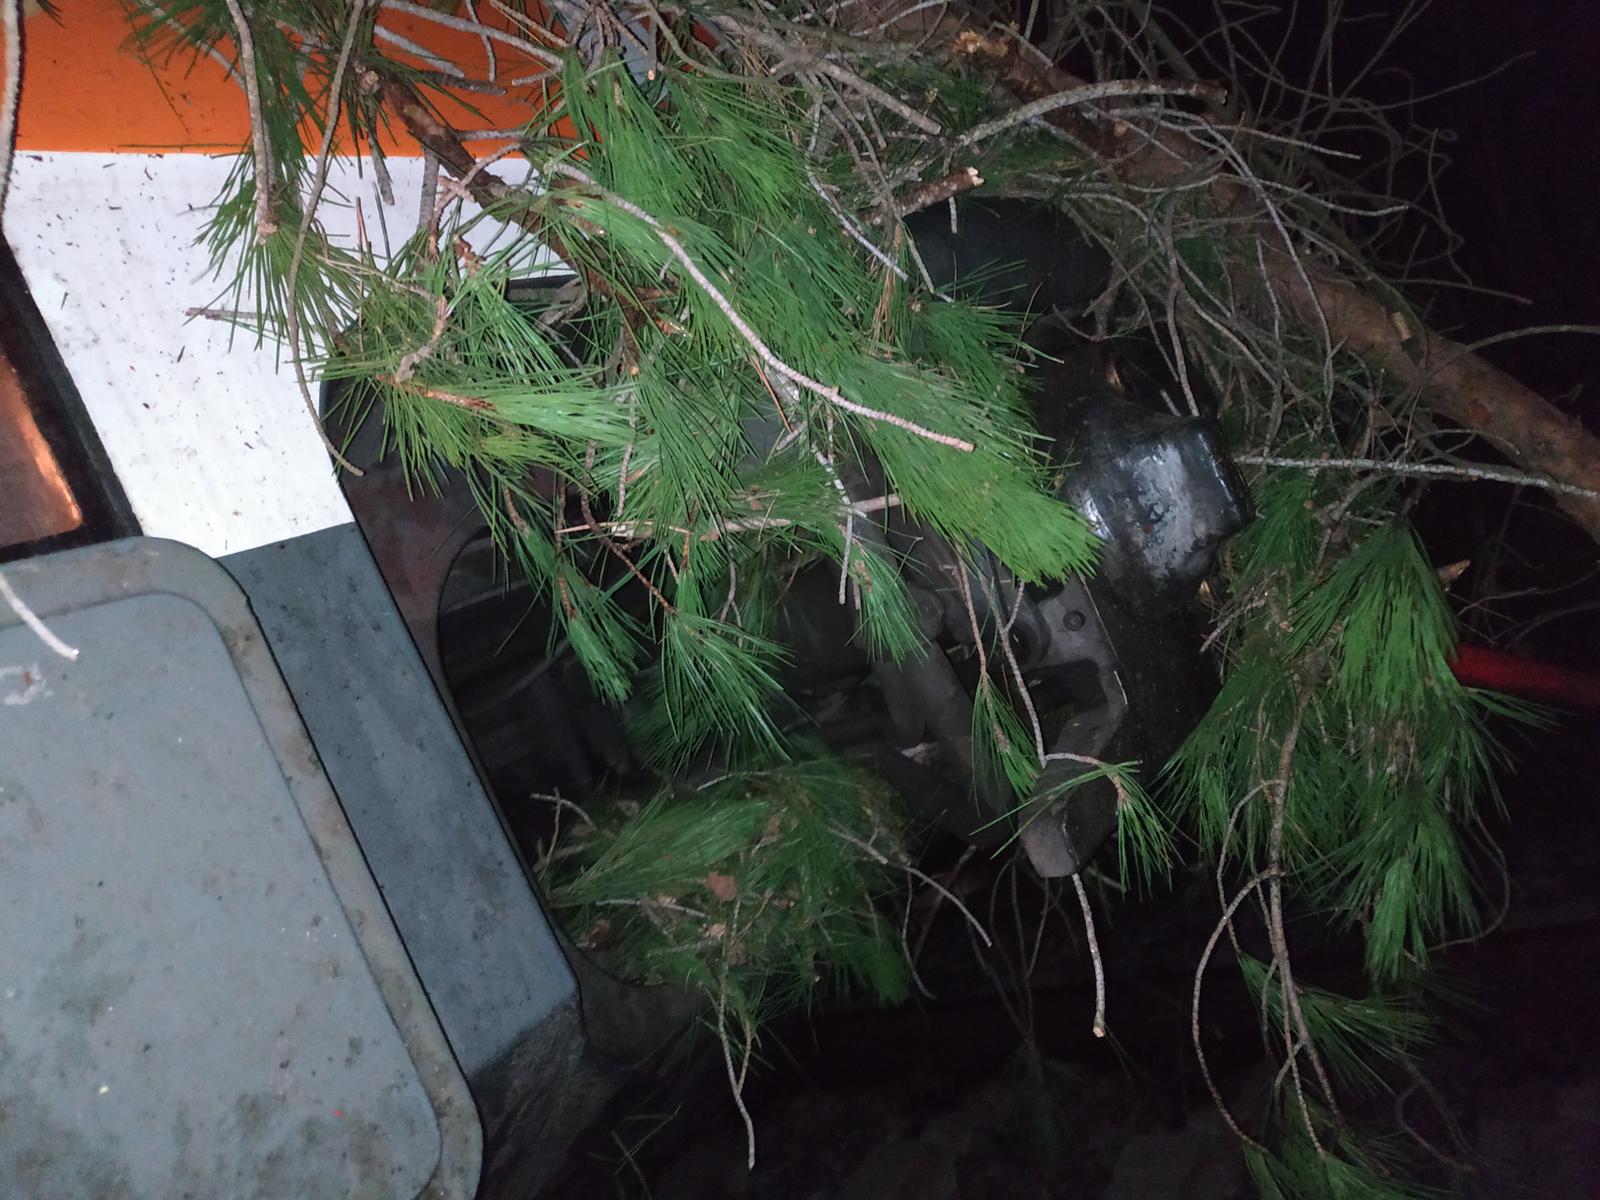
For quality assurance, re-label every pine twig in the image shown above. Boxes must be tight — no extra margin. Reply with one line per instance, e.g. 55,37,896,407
1264,696,1343,1152
391,293,452,383
807,171,912,285
719,16,941,135
220,0,278,242
716,978,759,1170
805,57,942,135
380,376,492,410
186,305,267,323
282,0,369,477
417,148,439,232
557,495,902,541
988,578,1046,763
488,0,570,53
1070,872,1107,1038
425,142,518,243
577,488,678,614
462,0,496,80
372,23,467,78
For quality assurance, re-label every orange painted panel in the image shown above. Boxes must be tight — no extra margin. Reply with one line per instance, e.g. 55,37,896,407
9,0,556,154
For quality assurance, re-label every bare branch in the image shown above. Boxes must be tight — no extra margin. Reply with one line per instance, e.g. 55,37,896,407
954,76,1228,149
1239,454,1600,501
1193,869,1280,1153
718,15,942,134
220,0,278,241
282,0,370,477
372,22,466,77
392,294,451,384
462,0,496,80
716,980,759,1170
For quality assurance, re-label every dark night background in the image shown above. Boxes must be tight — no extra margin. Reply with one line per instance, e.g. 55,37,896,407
545,4,1600,1196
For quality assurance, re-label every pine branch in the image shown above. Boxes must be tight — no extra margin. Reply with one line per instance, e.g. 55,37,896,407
548,161,978,452
375,71,636,330
713,13,942,134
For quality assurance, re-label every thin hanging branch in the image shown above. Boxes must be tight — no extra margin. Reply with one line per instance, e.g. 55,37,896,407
830,821,993,948
1192,869,1281,1154
716,981,759,1170
1070,872,1107,1039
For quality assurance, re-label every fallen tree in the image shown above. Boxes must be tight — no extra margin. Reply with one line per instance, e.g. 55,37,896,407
3,2,1584,1193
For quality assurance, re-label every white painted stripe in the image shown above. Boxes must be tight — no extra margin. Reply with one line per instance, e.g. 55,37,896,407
5,151,551,557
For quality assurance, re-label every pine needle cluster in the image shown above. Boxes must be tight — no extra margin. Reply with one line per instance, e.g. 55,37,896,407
544,759,914,1050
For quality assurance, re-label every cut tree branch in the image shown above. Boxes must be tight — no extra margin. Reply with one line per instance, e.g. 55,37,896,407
891,165,983,218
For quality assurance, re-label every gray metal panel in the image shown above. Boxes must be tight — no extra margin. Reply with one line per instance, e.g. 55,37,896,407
0,539,479,1199
221,524,576,1077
